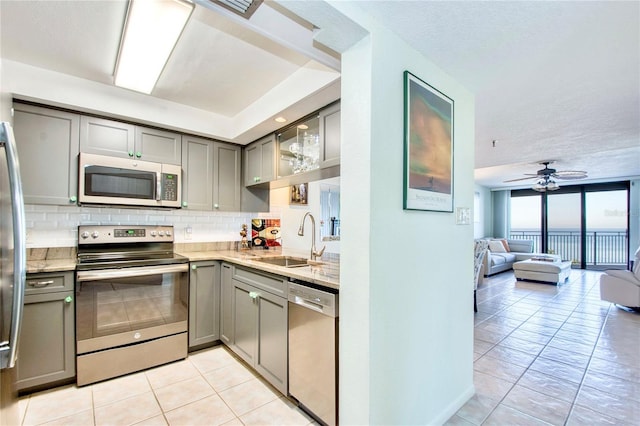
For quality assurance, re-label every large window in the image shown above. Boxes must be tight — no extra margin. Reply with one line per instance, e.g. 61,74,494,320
510,182,629,269
510,195,542,252
547,192,581,264
585,190,628,268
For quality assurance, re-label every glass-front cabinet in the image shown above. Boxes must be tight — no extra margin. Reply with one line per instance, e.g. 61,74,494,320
277,114,321,178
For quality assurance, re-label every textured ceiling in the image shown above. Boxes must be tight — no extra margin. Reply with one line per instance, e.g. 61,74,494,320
1,1,638,188
360,1,640,188
0,0,340,143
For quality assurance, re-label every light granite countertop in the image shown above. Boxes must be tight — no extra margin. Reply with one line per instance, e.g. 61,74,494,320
25,246,340,290
177,248,340,290
26,247,77,274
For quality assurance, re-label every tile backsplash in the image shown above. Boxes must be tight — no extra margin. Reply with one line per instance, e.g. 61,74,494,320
25,204,270,248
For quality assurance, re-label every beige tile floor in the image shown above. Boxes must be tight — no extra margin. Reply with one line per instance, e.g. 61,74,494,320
448,269,640,425
18,345,315,426
18,269,639,425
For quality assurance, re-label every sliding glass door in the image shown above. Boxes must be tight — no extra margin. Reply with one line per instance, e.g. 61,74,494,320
547,192,582,265
509,182,629,269
510,194,542,252
585,190,628,269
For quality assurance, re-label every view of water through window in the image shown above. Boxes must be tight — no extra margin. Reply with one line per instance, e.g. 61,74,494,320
510,188,628,268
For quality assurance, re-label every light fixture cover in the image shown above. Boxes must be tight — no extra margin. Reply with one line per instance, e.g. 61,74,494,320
115,0,194,94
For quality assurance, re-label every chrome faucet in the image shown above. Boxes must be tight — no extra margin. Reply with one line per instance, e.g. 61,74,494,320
298,212,326,260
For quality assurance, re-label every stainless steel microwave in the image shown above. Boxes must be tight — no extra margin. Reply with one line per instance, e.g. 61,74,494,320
78,152,181,208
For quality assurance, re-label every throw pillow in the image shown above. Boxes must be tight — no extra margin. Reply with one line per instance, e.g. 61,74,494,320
489,240,506,253
500,239,511,252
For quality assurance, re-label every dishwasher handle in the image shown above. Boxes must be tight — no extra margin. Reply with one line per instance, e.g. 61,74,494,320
288,281,338,318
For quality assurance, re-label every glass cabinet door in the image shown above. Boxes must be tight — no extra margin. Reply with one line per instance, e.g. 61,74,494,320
277,115,320,177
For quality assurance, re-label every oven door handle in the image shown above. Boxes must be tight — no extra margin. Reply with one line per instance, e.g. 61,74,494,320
76,263,189,282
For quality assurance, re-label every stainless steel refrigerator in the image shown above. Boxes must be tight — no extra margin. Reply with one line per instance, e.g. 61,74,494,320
0,122,26,426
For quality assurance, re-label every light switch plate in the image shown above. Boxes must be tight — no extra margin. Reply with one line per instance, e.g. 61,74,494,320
456,207,471,225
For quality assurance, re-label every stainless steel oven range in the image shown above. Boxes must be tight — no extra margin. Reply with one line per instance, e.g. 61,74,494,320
75,225,189,386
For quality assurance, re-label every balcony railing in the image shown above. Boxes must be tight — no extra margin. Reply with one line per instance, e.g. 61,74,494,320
510,230,628,267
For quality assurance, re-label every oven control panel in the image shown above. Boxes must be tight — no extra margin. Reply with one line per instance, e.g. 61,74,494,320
78,225,174,244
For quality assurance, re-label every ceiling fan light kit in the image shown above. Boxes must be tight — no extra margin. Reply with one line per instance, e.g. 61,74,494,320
504,161,587,191
533,177,559,192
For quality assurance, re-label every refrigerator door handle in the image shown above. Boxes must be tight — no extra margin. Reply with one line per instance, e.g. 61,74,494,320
0,122,26,370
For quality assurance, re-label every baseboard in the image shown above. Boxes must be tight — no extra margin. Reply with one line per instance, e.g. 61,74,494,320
430,384,475,425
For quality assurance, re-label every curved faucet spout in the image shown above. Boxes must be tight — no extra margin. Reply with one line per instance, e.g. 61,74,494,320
298,212,325,260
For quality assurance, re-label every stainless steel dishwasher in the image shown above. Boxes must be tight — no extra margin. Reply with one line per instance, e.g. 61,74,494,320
288,279,339,426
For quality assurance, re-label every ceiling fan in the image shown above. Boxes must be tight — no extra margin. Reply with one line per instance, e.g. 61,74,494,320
504,161,588,192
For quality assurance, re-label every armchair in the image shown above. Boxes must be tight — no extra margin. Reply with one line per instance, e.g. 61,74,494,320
599,246,640,309
474,240,489,312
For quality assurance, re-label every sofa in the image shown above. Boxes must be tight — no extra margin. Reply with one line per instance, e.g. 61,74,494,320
482,238,536,276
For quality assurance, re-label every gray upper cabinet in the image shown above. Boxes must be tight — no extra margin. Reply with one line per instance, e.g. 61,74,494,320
182,136,241,211
319,102,341,168
13,103,80,205
80,116,135,158
189,261,220,350
244,133,275,186
182,136,213,210
271,101,341,186
213,142,241,211
135,126,181,165
80,116,181,165
17,272,75,391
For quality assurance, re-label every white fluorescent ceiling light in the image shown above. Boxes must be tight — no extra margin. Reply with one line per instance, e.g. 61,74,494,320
115,0,194,94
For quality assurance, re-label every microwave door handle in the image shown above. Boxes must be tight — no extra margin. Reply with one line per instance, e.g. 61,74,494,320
156,172,162,201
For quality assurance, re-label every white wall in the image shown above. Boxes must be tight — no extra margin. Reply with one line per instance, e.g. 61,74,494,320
474,184,493,238
629,179,640,253
269,177,341,254
329,4,476,424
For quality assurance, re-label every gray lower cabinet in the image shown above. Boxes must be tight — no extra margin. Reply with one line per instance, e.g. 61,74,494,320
17,272,75,391
227,265,288,394
188,261,220,349
220,263,234,345
12,103,80,205
182,136,241,211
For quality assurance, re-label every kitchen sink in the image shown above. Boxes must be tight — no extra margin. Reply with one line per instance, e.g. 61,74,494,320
254,256,310,268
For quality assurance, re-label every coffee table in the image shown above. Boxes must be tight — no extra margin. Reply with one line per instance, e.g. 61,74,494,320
513,258,572,284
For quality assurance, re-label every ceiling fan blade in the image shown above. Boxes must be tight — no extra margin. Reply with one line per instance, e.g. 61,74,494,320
552,171,588,180
503,176,539,183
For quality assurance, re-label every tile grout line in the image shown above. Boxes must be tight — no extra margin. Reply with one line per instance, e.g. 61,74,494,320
474,271,600,425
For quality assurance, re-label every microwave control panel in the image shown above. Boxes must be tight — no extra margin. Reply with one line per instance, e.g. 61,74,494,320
162,173,178,201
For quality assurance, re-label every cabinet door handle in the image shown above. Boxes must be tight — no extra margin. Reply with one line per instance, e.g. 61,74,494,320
128,151,134,157
249,291,259,300
64,296,73,304
192,265,197,270
27,280,53,288
69,195,77,203
214,203,219,209
135,151,142,158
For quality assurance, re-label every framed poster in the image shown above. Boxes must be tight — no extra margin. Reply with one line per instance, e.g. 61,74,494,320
403,70,454,212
